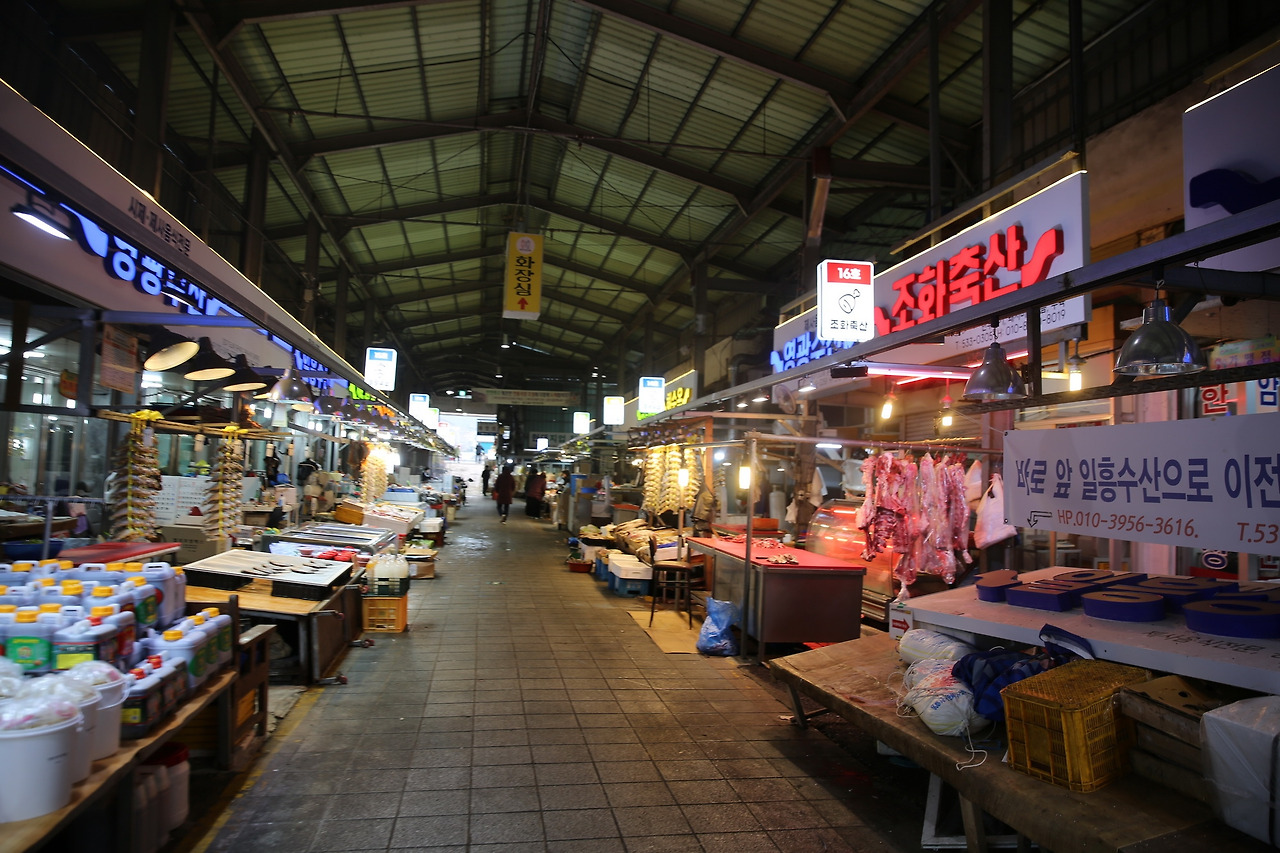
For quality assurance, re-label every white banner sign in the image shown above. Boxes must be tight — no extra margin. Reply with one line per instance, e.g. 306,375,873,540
409,393,430,422
364,347,397,391
1004,413,1280,556
603,395,625,425
638,376,665,416
471,388,577,406
816,260,875,343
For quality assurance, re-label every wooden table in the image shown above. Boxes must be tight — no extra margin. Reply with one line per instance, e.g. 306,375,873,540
1,669,237,853
187,576,363,684
768,633,1270,853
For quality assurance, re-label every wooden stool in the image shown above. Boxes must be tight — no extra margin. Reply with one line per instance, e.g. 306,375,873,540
649,560,695,627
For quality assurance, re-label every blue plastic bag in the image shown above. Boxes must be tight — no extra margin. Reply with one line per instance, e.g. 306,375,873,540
696,598,739,656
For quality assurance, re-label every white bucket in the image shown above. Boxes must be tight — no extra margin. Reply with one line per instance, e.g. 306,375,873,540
68,693,100,783
0,713,82,822
90,680,126,760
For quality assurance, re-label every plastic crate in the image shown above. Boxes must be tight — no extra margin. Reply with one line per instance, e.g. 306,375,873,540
365,577,411,597
613,577,651,598
362,595,409,632
594,557,608,581
1002,659,1150,792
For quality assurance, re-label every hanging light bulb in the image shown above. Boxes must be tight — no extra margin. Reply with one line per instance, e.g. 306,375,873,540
880,389,896,420
738,465,752,490
736,398,749,409
266,366,316,412
752,390,770,403
1067,340,1086,391
677,468,690,489
798,376,817,393
939,382,954,428
1114,286,1206,375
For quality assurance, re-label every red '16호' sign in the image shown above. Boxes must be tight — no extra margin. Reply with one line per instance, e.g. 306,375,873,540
872,172,1089,337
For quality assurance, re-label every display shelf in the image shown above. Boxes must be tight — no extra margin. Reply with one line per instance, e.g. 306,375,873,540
0,669,237,853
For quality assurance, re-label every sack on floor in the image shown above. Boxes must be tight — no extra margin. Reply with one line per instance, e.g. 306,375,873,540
696,597,739,656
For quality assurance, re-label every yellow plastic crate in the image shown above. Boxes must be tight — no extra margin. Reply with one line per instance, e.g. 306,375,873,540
363,595,409,632
1002,659,1150,792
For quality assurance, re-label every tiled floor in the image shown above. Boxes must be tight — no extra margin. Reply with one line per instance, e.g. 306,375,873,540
194,502,928,852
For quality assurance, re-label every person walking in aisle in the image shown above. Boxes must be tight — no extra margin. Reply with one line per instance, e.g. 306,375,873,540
524,467,546,518
480,464,492,496
493,464,516,523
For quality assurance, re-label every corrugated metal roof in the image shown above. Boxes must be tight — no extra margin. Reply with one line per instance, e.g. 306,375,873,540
21,0,1252,393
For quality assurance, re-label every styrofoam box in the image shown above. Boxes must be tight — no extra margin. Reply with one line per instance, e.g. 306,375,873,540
1201,695,1280,845
608,553,652,580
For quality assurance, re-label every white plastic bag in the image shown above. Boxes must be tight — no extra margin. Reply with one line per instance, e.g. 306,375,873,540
973,473,1017,549
898,628,977,664
900,659,982,737
964,460,984,508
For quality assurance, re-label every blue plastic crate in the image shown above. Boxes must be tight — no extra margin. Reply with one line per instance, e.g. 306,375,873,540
606,572,616,590
613,577,651,598
594,557,608,581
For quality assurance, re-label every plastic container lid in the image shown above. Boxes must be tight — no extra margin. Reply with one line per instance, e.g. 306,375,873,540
0,604,15,613
15,611,37,623
38,603,61,614
36,577,54,587
189,615,205,626
11,562,34,572
88,617,102,626
38,559,60,567
202,608,220,618
61,581,83,595
105,562,125,572
128,576,149,586
124,562,144,572
163,630,183,641
90,606,114,618
0,585,6,594
58,560,74,570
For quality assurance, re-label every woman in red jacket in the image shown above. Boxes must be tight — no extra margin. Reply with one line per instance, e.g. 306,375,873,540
493,464,516,523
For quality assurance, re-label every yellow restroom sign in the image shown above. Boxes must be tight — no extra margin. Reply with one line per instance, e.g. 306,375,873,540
503,232,543,320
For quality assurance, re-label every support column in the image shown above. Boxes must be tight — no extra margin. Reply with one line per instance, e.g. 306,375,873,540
302,215,320,328
128,0,175,198
334,267,350,359
1069,0,1088,165
929,7,943,223
240,128,269,284
982,0,1013,186
691,265,707,397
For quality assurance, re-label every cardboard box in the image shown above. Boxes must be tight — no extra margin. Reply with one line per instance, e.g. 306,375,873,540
160,524,232,563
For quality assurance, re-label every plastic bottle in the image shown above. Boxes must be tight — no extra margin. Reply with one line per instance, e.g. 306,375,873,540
6,609,55,673
88,583,135,615
139,762,171,849
144,654,185,716
150,630,207,691
94,604,136,668
132,776,155,853
0,584,34,607
171,567,187,617
199,608,233,670
184,614,217,676
0,604,15,657
139,563,179,628
125,576,160,630
145,742,190,834
121,667,163,739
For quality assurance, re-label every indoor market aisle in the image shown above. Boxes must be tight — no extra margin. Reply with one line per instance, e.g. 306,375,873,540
192,502,926,853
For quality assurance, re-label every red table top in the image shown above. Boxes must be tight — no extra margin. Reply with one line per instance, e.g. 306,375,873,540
687,537,865,573
59,541,181,564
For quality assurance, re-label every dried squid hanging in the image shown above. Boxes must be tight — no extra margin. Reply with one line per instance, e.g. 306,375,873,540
106,411,163,542
203,426,246,541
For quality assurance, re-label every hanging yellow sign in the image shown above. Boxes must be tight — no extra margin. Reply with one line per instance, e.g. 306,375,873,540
503,232,543,320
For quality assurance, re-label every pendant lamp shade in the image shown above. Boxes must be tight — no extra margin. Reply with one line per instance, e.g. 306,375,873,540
221,354,270,392
962,341,1027,401
142,328,200,371
182,337,236,381
1114,298,1207,375
266,366,316,411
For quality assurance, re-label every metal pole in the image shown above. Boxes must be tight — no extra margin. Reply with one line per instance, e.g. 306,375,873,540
741,435,756,660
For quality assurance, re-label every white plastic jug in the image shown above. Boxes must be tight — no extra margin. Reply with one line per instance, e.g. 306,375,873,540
150,630,208,690
122,668,163,740
140,563,180,628
125,576,160,630
199,608,233,670
7,609,55,673
96,604,137,668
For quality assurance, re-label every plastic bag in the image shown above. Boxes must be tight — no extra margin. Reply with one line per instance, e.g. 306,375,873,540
964,460,984,508
900,659,982,737
696,598,739,656
973,473,1017,549
898,628,977,664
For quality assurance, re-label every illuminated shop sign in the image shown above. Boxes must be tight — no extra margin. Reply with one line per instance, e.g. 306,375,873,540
771,172,1090,374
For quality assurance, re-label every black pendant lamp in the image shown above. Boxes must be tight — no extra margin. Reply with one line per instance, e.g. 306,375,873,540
183,337,236,381
221,354,270,392
142,327,200,371
266,366,316,411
